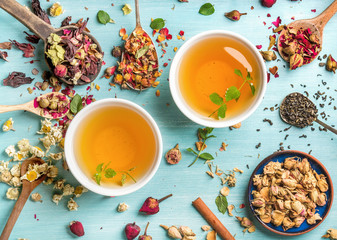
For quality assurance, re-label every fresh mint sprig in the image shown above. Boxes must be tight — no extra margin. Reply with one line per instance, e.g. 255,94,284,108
209,69,255,119
187,127,216,167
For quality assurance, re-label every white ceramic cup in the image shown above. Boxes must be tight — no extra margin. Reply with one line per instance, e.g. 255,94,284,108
169,30,267,128
64,98,163,196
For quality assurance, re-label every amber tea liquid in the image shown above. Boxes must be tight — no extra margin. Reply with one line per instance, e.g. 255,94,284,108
75,106,156,186
179,37,261,118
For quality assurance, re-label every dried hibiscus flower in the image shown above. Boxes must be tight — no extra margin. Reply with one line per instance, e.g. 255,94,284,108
31,0,51,24
3,72,34,88
0,51,8,62
165,144,182,165
61,16,72,27
225,10,247,21
24,31,40,44
326,54,336,73
139,194,172,215
10,40,35,58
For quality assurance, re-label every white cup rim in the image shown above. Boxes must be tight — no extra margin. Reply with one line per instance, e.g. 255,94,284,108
64,98,163,196
169,30,267,128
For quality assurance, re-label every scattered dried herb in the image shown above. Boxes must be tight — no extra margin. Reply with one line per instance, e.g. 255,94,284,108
280,92,318,128
94,162,136,186
0,51,8,62
97,10,115,24
31,0,51,24
209,69,255,119
138,222,152,240
260,50,277,61
3,72,34,88
122,4,132,15
61,16,72,27
112,46,122,58
199,3,215,16
10,40,35,58
150,18,165,30
0,42,12,50
225,10,247,21
24,31,40,44
187,127,215,167
326,54,336,73
215,195,228,214
165,144,182,165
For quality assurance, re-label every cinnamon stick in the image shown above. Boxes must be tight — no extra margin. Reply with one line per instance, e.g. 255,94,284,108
192,197,235,240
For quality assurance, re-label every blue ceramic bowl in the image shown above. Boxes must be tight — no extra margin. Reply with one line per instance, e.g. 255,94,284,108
248,150,334,236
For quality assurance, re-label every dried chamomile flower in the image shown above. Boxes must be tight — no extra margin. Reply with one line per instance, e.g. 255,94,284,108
37,119,52,134
63,184,74,196
52,193,63,205
220,186,230,196
17,139,30,152
43,177,53,185
0,170,13,183
54,179,66,190
29,146,45,158
5,145,16,157
47,165,58,178
323,229,337,239
227,204,234,216
10,176,21,187
0,160,9,172
21,163,48,182
49,2,64,17
67,198,79,211
49,152,63,161
201,225,211,231
117,202,129,212
2,118,15,132
179,226,195,237
13,151,28,161
74,185,88,197
6,187,19,200
10,164,21,177
31,192,42,202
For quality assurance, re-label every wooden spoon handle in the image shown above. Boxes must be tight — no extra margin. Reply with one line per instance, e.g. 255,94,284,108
135,0,141,28
315,119,337,135
0,187,32,240
0,104,28,114
0,0,54,41
312,0,337,31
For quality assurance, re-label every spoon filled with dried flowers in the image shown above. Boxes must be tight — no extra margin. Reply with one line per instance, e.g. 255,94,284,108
117,0,160,91
279,92,337,135
0,0,103,85
0,92,70,119
277,0,337,70
0,157,47,240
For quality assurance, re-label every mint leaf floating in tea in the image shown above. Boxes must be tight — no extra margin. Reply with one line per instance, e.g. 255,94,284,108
150,18,166,30
209,69,255,119
187,128,215,167
93,162,136,186
97,10,115,24
215,195,228,214
199,3,215,16
139,194,173,215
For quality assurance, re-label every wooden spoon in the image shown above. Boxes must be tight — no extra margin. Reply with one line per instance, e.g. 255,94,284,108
0,0,102,85
122,0,159,91
0,157,46,240
280,92,337,135
278,0,337,62
0,92,69,119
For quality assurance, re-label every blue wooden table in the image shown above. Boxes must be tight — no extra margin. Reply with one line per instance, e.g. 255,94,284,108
0,0,337,239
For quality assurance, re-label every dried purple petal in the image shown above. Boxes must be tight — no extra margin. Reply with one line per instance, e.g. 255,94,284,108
24,31,40,44
3,72,34,88
0,51,8,62
61,16,72,27
10,40,35,58
31,0,51,24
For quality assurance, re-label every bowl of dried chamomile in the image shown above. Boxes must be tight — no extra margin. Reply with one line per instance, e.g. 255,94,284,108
248,150,333,236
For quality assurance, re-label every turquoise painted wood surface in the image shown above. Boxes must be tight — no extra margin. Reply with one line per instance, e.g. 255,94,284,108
0,0,337,239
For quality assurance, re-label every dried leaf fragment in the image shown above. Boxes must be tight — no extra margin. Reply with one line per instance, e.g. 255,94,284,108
195,141,207,151
201,225,211,231
206,230,216,240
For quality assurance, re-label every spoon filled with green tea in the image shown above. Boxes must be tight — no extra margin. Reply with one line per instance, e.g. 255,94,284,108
277,0,337,66
0,0,103,85
279,92,337,135
119,0,160,91
0,92,70,119
0,157,46,240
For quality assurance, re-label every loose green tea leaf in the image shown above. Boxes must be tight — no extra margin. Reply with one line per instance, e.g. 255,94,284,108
97,10,115,24
199,152,214,160
234,69,242,77
150,18,165,30
210,93,224,105
199,3,215,16
218,104,227,118
225,86,241,102
70,94,82,114
105,168,116,178
135,45,149,59
215,195,228,214
96,163,104,173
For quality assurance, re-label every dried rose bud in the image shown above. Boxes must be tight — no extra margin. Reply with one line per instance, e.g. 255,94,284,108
69,221,85,237
260,51,277,61
225,10,247,21
261,0,276,7
282,42,297,56
326,54,337,73
112,46,122,58
138,222,152,240
236,216,253,228
54,64,67,77
139,194,172,215
165,144,182,165
251,197,265,208
309,34,320,44
289,54,304,70
125,222,141,240
105,66,117,76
